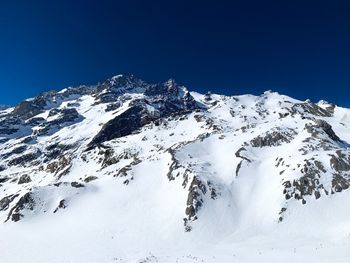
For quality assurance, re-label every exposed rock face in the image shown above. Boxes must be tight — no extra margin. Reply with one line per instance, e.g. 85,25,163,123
332,174,350,193
49,108,82,125
250,128,296,147
46,155,72,178
18,174,32,184
53,199,67,213
6,192,35,222
88,105,153,147
0,194,19,211
0,117,22,136
88,80,198,148
282,159,327,203
12,99,46,120
185,176,206,220
71,182,85,188
305,119,341,142
291,102,333,117
184,176,206,231
11,145,27,155
330,151,350,172
34,108,83,136
8,150,42,167
94,75,146,103
84,176,98,183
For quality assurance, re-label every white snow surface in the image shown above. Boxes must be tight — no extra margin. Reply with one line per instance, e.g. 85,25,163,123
1,79,350,263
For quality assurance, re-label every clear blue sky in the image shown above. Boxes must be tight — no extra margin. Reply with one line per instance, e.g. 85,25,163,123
0,0,350,106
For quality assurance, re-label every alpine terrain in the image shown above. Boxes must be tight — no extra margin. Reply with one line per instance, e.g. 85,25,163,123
1,75,350,263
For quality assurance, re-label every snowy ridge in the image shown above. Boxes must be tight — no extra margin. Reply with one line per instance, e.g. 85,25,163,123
0,104,11,111
1,75,350,262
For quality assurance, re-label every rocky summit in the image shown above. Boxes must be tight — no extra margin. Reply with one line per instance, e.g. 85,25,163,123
1,75,350,262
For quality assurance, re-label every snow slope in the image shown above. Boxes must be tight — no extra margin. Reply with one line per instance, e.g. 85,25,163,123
1,75,350,262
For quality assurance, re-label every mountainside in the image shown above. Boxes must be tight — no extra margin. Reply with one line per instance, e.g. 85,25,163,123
1,75,350,262
0,105,9,111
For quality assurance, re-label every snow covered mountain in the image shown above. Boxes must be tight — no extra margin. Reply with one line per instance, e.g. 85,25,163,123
0,105,9,111
1,75,350,262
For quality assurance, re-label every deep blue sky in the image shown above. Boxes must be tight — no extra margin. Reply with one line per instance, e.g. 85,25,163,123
0,0,350,106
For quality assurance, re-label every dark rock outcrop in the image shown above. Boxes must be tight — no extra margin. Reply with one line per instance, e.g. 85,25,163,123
330,151,350,172
291,102,333,118
314,120,341,142
71,182,85,188
184,176,206,231
18,174,32,184
250,128,296,148
6,192,35,222
84,176,98,183
53,199,67,213
88,105,154,147
12,98,46,120
8,150,42,167
0,194,19,211
282,159,327,203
